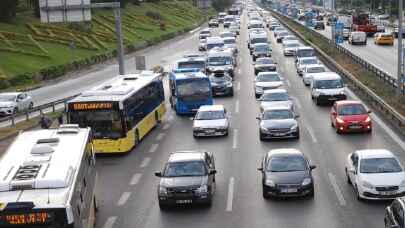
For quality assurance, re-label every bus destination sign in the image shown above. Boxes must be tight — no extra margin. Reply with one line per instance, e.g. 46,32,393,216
0,212,53,225
70,102,114,111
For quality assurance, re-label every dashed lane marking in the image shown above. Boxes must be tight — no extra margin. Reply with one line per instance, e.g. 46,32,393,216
226,177,235,212
102,216,117,228
235,100,240,114
162,123,171,130
156,133,166,141
148,143,159,153
117,192,131,206
130,173,142,186
140,157,151,168
232,129,238,149
305,125,318,143
237,82,241,91
328,173,347,206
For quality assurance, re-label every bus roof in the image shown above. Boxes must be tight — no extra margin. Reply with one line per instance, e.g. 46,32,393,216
0,125,91,208
169,71,208,80
68,73,161,103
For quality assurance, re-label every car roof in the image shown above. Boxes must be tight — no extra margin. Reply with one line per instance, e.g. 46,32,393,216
253,43,268,47
169,151,206,163
263,88,288,94
257,71,279,76
198,105,225,112
356,149,395,160
305,64,325,69
312,72,341,80
335,100,363,106
267,148,303,157
263,105,292,111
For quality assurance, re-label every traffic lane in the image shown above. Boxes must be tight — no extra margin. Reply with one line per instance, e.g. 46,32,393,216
269,28,403,227
29,26,205,106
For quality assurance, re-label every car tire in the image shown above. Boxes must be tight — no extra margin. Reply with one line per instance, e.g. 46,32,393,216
345,168,352,185
307,189,314,198
193,132,198,138
262,186,270,199
259,132,265,141
13,107,18,115
336,126,341,134
315,97,320,106
29,102,34,109
159,201,169,210
252,56,256,61
229,89,234,97
254,70,258,75
355,185,363,201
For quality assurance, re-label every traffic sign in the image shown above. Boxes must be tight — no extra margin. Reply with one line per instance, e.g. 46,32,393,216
39,0,91,23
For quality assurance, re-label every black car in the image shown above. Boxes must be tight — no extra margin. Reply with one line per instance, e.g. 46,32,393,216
314,21,325,30
254,57,277,75
385,197,405,228
155,151,217,209
258,148,316,199
209,71,234,96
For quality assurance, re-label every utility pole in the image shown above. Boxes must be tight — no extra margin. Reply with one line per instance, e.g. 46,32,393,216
398,0,403,95
113,7,125,75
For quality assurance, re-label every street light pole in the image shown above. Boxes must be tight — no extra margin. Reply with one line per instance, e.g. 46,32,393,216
113,7,125,75
397,0,403,95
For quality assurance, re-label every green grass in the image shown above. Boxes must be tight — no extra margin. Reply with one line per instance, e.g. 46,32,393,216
0,0,209,83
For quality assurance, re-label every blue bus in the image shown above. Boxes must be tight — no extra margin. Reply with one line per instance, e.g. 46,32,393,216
169,69,213,115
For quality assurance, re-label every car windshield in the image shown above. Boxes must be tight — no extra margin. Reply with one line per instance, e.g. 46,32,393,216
208,56,232,65
256,58,274,64
360,158,402,173
263,109,293,120
254,45,269,52
207,43,224,50
257,73,280,82
224,39,236,44
0,95,16,102
285,43,299,48
314,79,343,89
307,67,325,73
178,61,205,70
284,37,297,41
221,33,233,38
252,37,268,44
279,32,289,36
262,92,289,101
338,104,367,115
164,161,207,177
301,59,317,65
267,155,307,172
195,110,225,120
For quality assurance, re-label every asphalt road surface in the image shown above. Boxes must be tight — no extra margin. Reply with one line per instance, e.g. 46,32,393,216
87,10,405,228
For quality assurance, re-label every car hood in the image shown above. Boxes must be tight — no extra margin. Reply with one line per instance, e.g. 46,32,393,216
303,72,323,79
194,119,228,128
284,47,297,51
266,170,309,184
359,172,405,186
316,88,345,95
339,114,369,122
260,119,297,129
0,101,15,108
256,81,284,88
225,44,237,49
261,101,293,110
160,176,207,188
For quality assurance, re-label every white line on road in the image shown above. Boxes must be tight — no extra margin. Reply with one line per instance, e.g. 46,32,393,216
189,26,200,34
286,79,291,87
328,173,347,206
156,133,166,141
292,97,302,110
235,100,240,113
140,157,151,168
168,114,174,122
148,143,159,153
233,129,238,149
130,173,142,186
117,192,131,206
237,82,241,91
238,69,242,74
162,123,171,130
226,177,235,212
305,125,318,143
102,216,117,228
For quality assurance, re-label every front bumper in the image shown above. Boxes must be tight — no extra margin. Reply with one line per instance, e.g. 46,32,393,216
359,187,405,200
335,121,372,133
0,108,14,116
260,128,299,139
263,184,313,197
193,128,228,137
317,94,347,104
158,193,212,206
212,86,233,96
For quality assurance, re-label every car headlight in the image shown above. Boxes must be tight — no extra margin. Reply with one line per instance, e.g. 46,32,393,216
226,81,233,87
302,178,312,186
260,126,269,133
339,90,346,95
159,186,168,195
265,179,275,187
336,117,344,124
196,184,208,193
364,116,371,123
362,180,374,189
193,127,202,131
290,123,298,131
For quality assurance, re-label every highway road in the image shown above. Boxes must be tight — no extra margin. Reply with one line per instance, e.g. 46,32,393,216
83,9,405,228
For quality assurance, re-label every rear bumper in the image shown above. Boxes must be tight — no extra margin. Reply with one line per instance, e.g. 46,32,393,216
194,128,228,137
263,184,313,197
317,94,347,104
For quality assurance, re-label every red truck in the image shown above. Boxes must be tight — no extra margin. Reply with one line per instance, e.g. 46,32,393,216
352,12,377,36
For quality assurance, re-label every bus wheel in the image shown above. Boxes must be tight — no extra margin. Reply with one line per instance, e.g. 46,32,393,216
155,111,161,124
135,131,140,146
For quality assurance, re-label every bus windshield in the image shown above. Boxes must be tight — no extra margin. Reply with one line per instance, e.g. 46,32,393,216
69,110,123,139
177,79,211,101
178,61,205,70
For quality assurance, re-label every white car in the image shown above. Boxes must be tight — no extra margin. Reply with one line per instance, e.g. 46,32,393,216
0,92,33,116
302,64,327,86
258,89,293,112
283,41,300,56
193,105,229,137
310,72,347,105
282,35,298,44
220,31,236,39
296,57,319,76
254,72,284,98
199,38,206,51
345,149,405,200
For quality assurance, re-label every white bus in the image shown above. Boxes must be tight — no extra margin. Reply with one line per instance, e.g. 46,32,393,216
0,124,97,228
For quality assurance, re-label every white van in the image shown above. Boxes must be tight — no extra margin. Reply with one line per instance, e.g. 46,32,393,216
206,37,224,51
310,72,347,105
349,31,367,45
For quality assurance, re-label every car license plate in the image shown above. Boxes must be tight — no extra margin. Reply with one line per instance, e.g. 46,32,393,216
273,133,285,136
380,191,395,196
176,199,192,204
205,130,215,134
349,125,362,129
281,188,297,193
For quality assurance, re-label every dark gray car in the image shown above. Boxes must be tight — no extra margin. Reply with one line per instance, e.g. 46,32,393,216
155,151,217,209
257,106,300,140
254,57,277,75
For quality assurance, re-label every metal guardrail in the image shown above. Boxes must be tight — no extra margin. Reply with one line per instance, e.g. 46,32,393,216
0,95,78,127
272,11,405,131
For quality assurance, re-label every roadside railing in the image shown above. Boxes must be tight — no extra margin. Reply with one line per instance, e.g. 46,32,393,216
272,10,405,132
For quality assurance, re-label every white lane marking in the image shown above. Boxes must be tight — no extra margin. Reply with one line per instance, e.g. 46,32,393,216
148,143,159,153
189,26,200,34
117,192,131,206
238,69,242,74
346,89,405,151
162,123,171,130
233,129,238,149
235,100,240,113
305,125,318,143
168,114,174,122
102,216,117,228
226,177,235,212
328,173,347,206
237,82,241,91
130,173,142,186
140,157,151,168
156,133,166,141
292,97,302,110
286,79,291,87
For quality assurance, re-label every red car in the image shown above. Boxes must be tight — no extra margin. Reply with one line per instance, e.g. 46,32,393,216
330,100,372,134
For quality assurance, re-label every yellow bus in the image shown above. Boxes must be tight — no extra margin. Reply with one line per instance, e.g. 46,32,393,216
67,72,166,154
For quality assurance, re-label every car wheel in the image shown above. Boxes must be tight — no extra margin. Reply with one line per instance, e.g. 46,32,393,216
254,70,258,75
159,201,169,210
307,189,314,198
13,107,18,115
193,132,199,138
345,168,352,185
355,185,363,201
29,102,34,109
336,126,341,134
259,132,265,141
252,56,256,61
295,131,300,139
262,185,270,199
315,97,320,105
229,89,234,97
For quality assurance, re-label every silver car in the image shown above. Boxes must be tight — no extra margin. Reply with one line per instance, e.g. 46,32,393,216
254,72,284,98
257,106,300,140
259,89,293,112
0,92,33,116
193,105,229,137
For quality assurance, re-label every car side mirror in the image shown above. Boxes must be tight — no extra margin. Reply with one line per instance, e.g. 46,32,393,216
256,116,261,120
257,167,264,171
154,171,162,177
367,110,372,114
310,165,317,170
209,170,217,175
294,114,300,118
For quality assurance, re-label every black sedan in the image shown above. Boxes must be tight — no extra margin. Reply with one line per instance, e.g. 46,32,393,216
254,57,277,75
258,148,316,199
209,71,234,96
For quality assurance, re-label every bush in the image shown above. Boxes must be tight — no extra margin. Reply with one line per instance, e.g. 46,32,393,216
9,73,33,86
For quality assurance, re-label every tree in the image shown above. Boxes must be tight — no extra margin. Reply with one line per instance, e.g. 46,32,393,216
0,0,18,22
